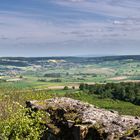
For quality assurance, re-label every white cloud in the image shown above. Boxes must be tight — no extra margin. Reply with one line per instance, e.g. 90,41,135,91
0,0,140,56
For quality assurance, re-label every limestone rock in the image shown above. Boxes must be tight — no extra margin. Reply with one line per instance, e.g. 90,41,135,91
26,97,140,140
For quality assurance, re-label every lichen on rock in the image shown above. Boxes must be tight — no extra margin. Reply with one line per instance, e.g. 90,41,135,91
26,97,140,140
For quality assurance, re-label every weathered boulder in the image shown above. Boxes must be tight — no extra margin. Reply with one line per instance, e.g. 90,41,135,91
26,97,140,140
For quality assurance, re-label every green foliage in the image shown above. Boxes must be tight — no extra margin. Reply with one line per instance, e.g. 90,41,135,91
79,82,140,105
0,108,47,140
49,79,62,82
0,81,140,139
0,87,61,140
44,73,61,78
0,56,140,139
0,79,6,83
72,86,75,90
63,86,69,90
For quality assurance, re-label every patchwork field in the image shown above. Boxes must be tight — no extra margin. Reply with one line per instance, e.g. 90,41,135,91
0,55,140,139
0,56,139,90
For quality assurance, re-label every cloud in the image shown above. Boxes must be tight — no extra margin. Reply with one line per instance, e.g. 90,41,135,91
71,0,85,1
0,0,140,56
54,0,140,17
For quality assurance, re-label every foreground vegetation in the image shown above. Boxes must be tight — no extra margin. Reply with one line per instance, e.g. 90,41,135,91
0,56,140,139
0,82,140,139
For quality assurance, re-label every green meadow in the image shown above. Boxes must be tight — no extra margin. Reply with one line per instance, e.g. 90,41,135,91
0,56,140,139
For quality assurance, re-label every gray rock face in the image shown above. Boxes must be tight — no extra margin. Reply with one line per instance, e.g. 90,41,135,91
26,97,140,140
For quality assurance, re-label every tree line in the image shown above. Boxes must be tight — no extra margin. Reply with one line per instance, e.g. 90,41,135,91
79,82,140,105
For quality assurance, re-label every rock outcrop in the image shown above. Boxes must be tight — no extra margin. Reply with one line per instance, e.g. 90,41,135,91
26,97,140,140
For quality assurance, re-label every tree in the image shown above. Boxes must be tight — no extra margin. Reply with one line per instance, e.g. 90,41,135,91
64,86,69,90
79,84,85,90
72,86,75,90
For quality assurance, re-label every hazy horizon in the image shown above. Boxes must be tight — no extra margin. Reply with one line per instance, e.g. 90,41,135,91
0,0,140,56
0,54,140,58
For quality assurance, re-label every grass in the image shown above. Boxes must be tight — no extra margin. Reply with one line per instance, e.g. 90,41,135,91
0,58,140,121
1,85,140,140
0,61,140,89
1,82,140,117
65,92,140,116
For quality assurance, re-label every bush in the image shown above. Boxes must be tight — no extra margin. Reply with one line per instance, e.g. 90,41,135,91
63,86,69,90
49,79,62,82
0,108,47,140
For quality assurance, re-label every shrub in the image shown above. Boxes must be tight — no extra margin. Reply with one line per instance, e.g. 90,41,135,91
63,86,69,90
0,107,47,140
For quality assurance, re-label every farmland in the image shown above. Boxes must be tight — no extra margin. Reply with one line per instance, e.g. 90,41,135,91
0,55,140,139
0,55,140,90
0,55,140,115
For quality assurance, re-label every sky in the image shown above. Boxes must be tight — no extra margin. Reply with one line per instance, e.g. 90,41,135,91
0,0,140,57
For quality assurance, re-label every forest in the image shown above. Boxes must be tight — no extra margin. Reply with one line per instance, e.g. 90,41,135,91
79,82,140,105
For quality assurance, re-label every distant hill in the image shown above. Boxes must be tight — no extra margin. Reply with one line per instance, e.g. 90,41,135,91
0,55,140,67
